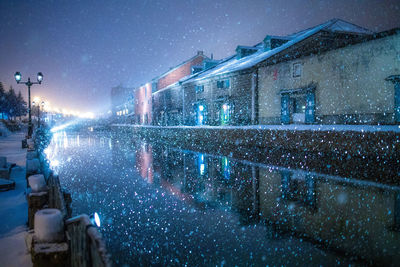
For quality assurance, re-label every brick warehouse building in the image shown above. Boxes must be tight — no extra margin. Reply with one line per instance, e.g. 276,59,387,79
112,19,399,126
181,19,399,126
152,51,209,125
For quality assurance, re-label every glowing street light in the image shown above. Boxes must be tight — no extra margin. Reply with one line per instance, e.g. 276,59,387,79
14,72,44,137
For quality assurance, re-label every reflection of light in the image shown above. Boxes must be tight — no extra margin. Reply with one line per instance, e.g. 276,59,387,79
198,154,206,175
223,104,228,111
200,164,205,175
50,159,60,168
44,147,51,157
51,121,75,133
199,105,204,111
63,133,68,149
77,135,80,147
108,139,112,149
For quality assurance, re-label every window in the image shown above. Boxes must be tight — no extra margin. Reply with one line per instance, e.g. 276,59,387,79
195,85,204,93
293,63,302,78
217,79,230,89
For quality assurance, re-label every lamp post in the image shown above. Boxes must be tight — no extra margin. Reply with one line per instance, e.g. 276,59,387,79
14,72,43,138
40,101,45,127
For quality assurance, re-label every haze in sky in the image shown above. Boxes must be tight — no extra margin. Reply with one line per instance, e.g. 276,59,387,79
0,0,399,115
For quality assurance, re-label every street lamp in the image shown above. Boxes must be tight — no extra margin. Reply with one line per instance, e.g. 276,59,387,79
14,72,44,138
40,101,45,127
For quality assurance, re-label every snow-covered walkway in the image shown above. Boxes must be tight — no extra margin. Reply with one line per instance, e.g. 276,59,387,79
0,132,32,267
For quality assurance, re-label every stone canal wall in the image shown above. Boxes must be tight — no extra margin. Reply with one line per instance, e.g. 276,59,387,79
125,125,400,158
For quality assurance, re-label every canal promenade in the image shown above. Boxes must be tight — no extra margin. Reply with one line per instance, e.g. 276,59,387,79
0,131,32,267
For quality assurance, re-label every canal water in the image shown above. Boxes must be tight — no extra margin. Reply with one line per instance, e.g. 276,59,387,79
45,130,400,266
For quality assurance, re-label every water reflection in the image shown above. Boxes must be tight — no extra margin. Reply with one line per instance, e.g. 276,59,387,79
131,136,400,265
50,131,400,265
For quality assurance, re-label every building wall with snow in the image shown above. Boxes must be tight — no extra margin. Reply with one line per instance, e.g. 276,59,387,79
182,71,255,126
152,83,183,125
258,31,400,125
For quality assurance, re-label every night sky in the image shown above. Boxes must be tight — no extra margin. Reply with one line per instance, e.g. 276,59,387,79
0,0,399,115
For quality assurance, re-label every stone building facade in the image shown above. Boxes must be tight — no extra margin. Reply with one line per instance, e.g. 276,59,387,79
257,30,400,125
112,19,399,126
182,69,257,126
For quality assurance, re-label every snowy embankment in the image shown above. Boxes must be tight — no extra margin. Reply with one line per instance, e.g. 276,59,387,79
0,132,32,267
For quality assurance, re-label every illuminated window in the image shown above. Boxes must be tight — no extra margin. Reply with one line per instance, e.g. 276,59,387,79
197,104,206,125
220,103,231,125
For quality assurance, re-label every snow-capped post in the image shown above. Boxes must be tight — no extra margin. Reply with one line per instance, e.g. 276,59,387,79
30,209,68,266
27,174,49,229
28,174,46,192
34,209,65,242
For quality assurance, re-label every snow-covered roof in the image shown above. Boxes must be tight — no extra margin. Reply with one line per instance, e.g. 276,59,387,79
181,19,374,84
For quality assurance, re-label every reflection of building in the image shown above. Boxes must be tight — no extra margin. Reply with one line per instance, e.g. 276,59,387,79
151,148,259,224
122,139,400,264
134,83,152,125
135,142,153,183
280,171,316,209
258,167,400,265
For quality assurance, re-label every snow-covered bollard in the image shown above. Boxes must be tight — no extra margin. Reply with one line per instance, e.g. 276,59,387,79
34,209,65,243
26,150,38,160
28,174,46,192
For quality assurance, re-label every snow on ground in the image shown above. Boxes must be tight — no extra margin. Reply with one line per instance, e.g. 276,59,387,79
0,132,32,267
113,123,400,133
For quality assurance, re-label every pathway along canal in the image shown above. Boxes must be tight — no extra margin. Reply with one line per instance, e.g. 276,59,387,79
44,129,400,266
